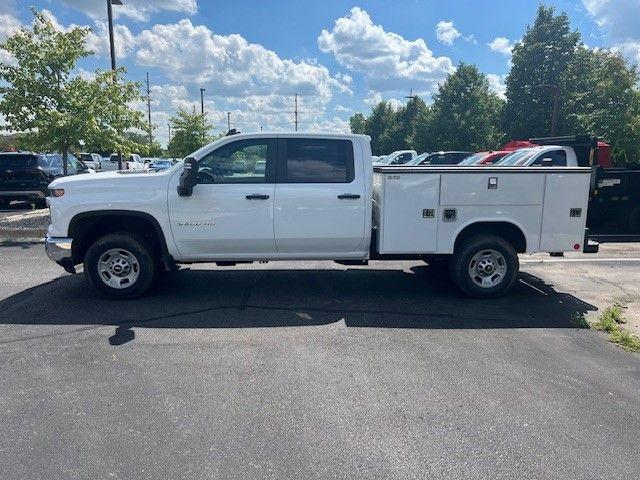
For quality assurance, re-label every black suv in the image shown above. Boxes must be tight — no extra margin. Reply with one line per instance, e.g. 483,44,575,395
0,152,89,209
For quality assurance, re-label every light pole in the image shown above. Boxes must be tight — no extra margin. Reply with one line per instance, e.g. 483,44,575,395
199,88,205,115
107,0,123,169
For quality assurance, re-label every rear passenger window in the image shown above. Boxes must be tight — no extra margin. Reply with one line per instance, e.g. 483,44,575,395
283,139,354,183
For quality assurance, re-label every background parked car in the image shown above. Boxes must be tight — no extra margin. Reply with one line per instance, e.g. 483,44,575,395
457,150,511,166
417,151,472,165
148,159,174,171
495,146,576,167
108,153,148,171
374,150,417,165
78,152,102,170
0,151,92,209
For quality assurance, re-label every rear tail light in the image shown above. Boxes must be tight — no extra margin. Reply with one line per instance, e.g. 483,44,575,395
48,188,65,197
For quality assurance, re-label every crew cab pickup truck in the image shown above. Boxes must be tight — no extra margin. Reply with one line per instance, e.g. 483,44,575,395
45,133,596,299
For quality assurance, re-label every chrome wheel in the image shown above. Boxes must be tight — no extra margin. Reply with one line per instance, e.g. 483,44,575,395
468,249,507,289
98,248,140,289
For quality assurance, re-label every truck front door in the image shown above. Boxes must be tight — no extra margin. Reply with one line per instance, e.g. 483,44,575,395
168,138,277,259
273,138,367,257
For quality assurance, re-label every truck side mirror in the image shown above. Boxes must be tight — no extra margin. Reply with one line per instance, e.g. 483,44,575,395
541,158,553,167
177,157,198,197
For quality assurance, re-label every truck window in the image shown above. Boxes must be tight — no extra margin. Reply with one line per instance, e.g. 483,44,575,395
198,139,272,184
282,138,354,183
532,150,567,166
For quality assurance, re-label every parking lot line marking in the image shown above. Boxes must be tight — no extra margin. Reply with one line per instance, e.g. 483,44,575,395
521,257,640,263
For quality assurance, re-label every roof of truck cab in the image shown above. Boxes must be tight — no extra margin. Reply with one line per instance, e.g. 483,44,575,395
220,132,369,139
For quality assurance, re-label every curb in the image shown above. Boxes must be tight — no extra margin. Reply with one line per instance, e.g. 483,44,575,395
0,227,47,242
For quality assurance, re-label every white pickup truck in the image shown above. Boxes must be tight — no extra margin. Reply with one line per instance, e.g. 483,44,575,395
45,133,597,299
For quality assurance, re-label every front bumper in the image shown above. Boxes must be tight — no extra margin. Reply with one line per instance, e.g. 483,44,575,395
45,236,76,273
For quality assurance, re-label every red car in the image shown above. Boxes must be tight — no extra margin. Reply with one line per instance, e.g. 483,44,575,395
458,150,510,166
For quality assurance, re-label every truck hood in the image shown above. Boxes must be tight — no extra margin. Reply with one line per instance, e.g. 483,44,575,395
49,169,166,189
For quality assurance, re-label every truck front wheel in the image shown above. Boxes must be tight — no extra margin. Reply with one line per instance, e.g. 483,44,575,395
84,233,156,299
451,235,519,298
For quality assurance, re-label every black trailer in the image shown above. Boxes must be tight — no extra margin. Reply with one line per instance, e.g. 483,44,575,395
589,165,640,235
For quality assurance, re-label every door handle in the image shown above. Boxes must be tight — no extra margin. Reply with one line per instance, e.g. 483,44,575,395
337,193,361,199
245,194,270,200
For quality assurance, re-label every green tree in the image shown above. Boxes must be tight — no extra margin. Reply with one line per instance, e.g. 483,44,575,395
389,96,428,152
503,5,580,139
562,47,640,164
349,112,366,134
0,9,145,174
419,63,504,151
364,102,396,155
167,109,212,158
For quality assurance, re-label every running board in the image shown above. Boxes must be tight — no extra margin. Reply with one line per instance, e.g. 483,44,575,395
335,260,369,266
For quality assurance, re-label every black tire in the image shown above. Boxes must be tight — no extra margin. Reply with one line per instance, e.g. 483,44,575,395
0,198,8,209
84,233,156,299
451,234,519,298
629,207,640,234
34,199,47,209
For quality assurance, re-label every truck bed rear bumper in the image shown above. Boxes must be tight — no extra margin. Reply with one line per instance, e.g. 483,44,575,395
583,228,599,254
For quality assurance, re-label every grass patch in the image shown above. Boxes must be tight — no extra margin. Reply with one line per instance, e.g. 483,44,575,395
571,312,590,329
591,305,640,353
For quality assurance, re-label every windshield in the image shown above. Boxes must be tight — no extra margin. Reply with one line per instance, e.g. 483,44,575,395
458,152,487,166
495,148,537,166
406,153,429,166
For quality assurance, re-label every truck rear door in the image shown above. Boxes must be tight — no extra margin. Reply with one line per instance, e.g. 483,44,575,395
273,138,367,256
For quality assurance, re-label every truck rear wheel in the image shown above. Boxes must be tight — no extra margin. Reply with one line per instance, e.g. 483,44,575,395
84,233,156,299
451,235,519,298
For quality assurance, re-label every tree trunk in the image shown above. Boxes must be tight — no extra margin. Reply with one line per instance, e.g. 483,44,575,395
62,147,68,176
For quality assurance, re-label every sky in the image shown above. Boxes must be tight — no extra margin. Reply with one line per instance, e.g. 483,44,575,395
0,0,639,147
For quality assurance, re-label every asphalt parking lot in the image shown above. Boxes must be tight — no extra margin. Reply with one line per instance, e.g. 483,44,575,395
1,242,639,479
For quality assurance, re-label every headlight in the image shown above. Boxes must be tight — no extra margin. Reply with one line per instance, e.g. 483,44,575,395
48,188,65,197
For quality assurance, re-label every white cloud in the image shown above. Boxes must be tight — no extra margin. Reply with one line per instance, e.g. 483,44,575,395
318,7,454,94
364,90,383,107
133,19,350,101
363,90,404,110
0,13,22,64
583,0,640,64
488,37,514,56
436,21,476,46
61,0,198,22
85,21,137,59
436,21,461,46
486,74,507,99
334,104,350,112
612,41,640,64
305,117,350,134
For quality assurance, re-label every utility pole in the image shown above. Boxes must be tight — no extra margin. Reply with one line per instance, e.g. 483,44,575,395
107,0,124,170
146,72,152,147
168,123,171,142
405,88,417,101
227,112,231,132
199,88,206,141
294,93,298,132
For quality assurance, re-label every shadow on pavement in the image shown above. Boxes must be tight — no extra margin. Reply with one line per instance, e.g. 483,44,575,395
0,264,597,345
